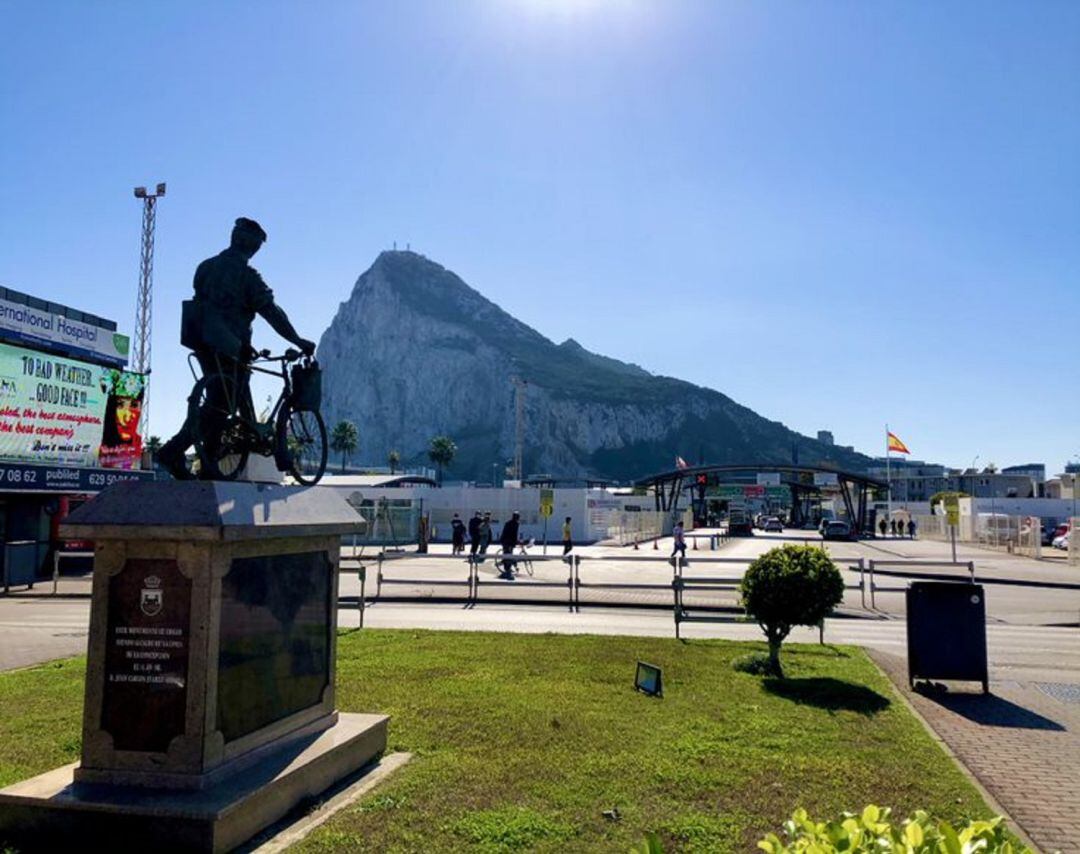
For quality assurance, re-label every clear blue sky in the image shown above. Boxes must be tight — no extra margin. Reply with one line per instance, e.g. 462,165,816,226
2,1,1077,473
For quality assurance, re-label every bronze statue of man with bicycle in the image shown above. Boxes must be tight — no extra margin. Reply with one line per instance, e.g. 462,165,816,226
158,218,329,484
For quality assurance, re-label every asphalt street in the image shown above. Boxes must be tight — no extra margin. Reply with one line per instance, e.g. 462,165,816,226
2,529,1077,683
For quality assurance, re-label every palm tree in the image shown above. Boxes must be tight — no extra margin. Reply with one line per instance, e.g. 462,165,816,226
147,435,163,456
329,420,359,473
388,449,400,474
427,436,457,485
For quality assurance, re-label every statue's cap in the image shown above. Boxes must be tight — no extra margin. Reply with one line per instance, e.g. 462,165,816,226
233,217,267,242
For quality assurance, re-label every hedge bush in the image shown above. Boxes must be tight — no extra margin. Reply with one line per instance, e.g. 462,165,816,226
757,805,1030,853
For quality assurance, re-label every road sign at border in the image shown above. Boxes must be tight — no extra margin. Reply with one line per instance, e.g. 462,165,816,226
944,495,960,527
539,488,554,518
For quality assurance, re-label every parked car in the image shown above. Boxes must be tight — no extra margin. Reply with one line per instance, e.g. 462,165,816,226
763,517,783,532
822,520,854,541
1053,532,1070,551
1041,522,1059,546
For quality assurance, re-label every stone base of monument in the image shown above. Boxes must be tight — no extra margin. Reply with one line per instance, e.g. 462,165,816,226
0,482,384,853
238,452,284,485
0,713,386,852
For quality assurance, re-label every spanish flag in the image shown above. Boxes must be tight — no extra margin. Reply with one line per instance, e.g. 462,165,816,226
887,432,910,455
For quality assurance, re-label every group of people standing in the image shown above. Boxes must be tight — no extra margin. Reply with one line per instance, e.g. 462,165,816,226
879,517,917,538
449,511,574,580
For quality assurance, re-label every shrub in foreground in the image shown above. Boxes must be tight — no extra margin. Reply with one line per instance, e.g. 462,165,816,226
739,544,844,675
757,805,1030,853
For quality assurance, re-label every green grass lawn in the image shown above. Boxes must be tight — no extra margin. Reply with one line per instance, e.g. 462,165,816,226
0,630,992,852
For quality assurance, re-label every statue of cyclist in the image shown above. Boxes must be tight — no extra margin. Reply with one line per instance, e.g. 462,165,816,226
158,217,316,480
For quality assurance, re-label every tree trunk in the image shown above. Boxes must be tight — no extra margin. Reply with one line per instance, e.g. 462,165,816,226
767,636,783,677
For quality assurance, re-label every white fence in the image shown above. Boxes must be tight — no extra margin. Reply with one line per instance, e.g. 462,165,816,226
914,513,1043,558
604,510,666,546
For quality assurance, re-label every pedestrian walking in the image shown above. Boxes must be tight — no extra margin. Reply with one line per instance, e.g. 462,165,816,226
451,513,466,555
670,520,687,565
907,518,917,539
878,518,887,538
468,512,482,557
889,519,897,537
499,511,521,579
561,516,573,557
477,512,492,563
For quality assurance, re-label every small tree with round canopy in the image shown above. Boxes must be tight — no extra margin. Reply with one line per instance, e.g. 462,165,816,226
739,545,845,677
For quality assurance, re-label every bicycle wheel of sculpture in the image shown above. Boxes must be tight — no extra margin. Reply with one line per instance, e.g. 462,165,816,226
190,374,250,481
276,405,327,485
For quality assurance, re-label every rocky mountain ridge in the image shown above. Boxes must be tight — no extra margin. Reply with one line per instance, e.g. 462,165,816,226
317,251,872,481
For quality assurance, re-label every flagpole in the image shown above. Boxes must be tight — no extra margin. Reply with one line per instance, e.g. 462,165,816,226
885,424,892,532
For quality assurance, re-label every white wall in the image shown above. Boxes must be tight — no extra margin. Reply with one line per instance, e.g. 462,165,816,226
967,496,1076,521
317,483,648,543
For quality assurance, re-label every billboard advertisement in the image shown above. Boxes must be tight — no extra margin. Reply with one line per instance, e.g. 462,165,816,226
0,294,129,366
0,341,145,470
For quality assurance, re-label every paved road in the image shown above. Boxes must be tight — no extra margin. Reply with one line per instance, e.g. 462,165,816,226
3,529,1077,680
2,526,1071,673
344,529,1080,624
736,529,1080,625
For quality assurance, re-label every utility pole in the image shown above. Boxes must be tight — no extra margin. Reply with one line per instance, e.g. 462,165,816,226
133,182,166,438
511,376,527,481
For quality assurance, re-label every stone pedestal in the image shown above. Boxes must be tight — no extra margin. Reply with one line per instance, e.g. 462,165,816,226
0,482,386,852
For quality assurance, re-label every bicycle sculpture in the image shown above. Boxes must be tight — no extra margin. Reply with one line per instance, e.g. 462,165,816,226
186,347,328,484
157,217,327,484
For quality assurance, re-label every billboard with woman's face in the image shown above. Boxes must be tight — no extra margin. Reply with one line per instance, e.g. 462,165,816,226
0,340,147,469
98,369,146,470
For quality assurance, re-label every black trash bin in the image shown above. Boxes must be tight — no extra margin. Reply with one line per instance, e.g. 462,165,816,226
906,581,988,693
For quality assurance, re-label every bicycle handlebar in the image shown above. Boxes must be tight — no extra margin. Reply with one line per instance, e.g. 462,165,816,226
251,347,307,364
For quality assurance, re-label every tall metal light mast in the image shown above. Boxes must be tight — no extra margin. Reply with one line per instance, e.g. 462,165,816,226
511,376,527,481
132,182,165,438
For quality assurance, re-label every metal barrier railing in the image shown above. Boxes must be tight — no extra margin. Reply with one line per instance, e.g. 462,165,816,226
622,529,730,551
573,553,690,612
866,559,975,608
685,533,730,550
672,557,866,638
341,550,578,605
473,552,576,610
339,550,873,638
52,549,95,594
371,552,473,600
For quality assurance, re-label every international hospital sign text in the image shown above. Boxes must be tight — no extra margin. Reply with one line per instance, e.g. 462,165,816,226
0,296,129,366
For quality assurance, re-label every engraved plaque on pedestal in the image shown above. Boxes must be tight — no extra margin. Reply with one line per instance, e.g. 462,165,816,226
102,558,192,753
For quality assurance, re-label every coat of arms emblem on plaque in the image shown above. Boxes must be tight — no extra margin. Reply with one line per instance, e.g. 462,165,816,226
140,575,163,617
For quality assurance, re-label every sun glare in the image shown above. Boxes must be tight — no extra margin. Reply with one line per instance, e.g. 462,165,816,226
491,0,649,28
